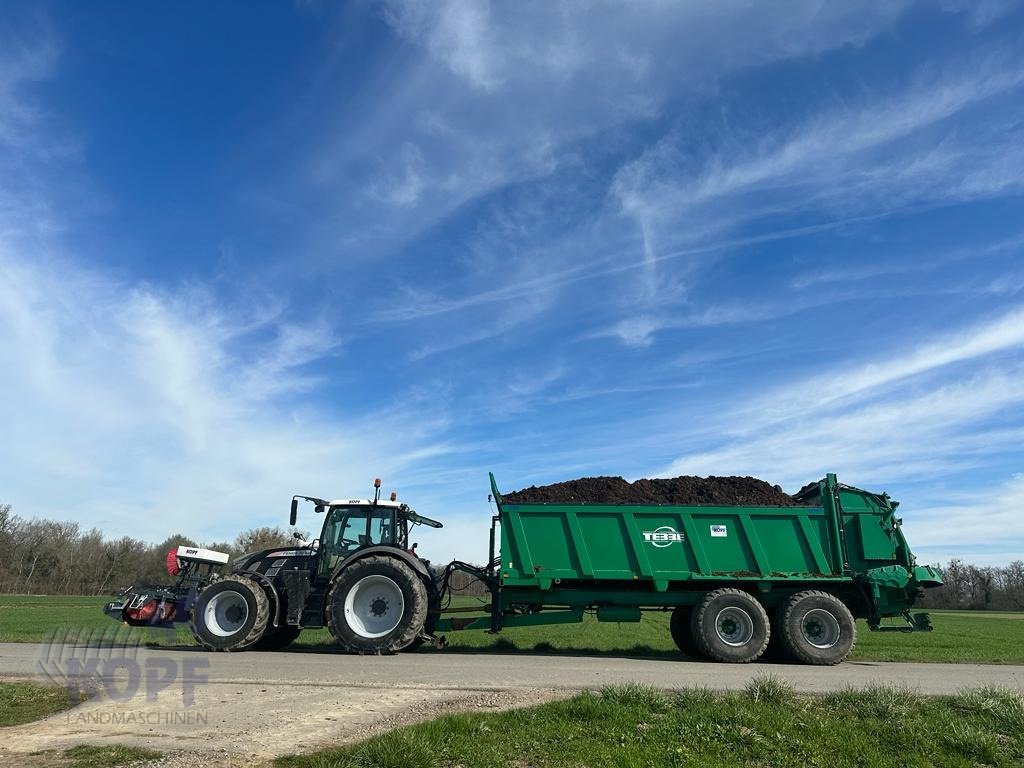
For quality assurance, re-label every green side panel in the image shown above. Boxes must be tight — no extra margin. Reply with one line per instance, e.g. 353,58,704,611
498,502,846,586
854,515,897,561
836,484,899,568
578,513,638,577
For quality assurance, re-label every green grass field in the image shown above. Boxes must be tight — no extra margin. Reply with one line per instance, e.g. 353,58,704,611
277,680,1024,768
0,680,85,726
1,594,1022,663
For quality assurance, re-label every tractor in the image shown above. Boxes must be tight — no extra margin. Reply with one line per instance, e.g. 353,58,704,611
104,479,444,653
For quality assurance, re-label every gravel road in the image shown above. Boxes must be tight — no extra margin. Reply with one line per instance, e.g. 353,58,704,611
1,642,1022,767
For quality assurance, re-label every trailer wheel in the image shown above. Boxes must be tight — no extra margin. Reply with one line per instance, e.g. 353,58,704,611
189,575,270,652
779,591,855,666
669,606,704,658
326,556,428,654
252,624,302,651
691,588,770,663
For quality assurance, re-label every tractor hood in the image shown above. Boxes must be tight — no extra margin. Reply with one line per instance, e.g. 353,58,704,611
232,546,317,575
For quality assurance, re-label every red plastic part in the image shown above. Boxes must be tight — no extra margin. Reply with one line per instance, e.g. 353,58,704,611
165,549,180,576
127,599,158,621
125,599,176,624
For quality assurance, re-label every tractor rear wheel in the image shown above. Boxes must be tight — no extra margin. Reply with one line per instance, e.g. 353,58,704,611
326,556,428,654
189,575,270,652
669,606,704,658
408,593,441,650
778,590,855,665
691,588,770,663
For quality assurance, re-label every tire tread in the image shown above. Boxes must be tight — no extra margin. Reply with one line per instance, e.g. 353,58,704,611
189,574,271,652
326,555,428,654
779,589,856,666
691,587,770,664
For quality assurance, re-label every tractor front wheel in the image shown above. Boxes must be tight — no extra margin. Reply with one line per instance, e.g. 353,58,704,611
189,575,270,652
326,556,428,654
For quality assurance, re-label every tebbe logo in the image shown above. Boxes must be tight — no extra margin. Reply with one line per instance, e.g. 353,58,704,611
642,526,685,547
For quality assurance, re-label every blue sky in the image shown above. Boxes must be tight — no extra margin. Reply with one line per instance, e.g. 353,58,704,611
1,1,1023,566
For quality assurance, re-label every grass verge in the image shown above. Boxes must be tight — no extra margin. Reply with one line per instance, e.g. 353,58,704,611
0,681,81,727
62,744,162,767
276,679,1024,768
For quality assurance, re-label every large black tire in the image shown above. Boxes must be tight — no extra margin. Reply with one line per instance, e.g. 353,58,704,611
408,592,441,651
690,588,770,663
669,606,705,658
326,556,429,654
251,624,302,651
778,590,856,666
189,575,270,652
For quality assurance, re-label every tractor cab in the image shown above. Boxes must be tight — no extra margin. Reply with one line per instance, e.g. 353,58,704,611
290,479,443,581
316,500,406,576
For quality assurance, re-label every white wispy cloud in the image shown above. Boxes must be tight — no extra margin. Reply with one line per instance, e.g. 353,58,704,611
661,367,1024,486
909,472,1024,565
296,0,920,269
611,52,1024,238
0,249,452,541
654,309,1024,563
0,22,59,154
742,306,1024,426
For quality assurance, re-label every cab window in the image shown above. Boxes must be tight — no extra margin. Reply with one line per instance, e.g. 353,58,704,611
367,510,394,546
320,508,367,574
319,506,397,575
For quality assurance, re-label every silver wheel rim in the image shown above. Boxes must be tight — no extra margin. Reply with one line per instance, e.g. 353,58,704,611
715,606,755,647
204,590,249,638
344,575,405,638
801,608,841,649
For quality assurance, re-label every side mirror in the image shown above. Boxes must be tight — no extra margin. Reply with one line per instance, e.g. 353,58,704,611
289,499,298,526
412,542,418,551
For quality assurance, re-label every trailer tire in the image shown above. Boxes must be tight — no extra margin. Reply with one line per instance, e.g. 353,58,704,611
691,588,770,663
189,575,270,652
252,624,302,651
326,556,428,654
669,606,704,658
779,590,855,666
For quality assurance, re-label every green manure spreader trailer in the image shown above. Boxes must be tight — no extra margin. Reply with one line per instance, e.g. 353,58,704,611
433,473,941,665
104,474,940,666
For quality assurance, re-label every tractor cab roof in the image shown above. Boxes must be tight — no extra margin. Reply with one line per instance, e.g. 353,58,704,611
326,498,403,508
318,498,442,528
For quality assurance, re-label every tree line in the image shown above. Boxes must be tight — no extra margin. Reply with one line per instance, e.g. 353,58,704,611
0,503,297,596
918,559,1024,611
1,503,1022,608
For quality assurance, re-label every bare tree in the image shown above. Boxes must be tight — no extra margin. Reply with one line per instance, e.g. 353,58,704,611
233,527,295,555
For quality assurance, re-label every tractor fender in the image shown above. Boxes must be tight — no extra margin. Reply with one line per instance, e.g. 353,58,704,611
330,546,432,585
244,570,283,629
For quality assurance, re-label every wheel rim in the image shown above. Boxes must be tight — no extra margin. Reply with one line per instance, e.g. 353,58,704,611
801,608,841,649
344,575,405,638
715,606,755,647
204,590,249,638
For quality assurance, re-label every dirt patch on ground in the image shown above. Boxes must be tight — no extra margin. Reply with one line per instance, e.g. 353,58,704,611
504,475,812,506
1,679,566,768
